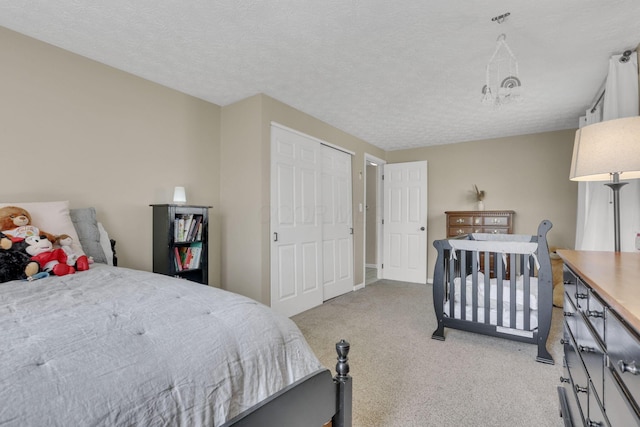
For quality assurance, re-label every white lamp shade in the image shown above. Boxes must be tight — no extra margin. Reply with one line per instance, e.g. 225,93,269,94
173,186,187,204
570,116,640,181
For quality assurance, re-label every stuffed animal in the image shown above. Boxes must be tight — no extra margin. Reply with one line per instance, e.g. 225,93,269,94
0,231,40,283
0,206,56,242
56,234,93,267
24,235,89,276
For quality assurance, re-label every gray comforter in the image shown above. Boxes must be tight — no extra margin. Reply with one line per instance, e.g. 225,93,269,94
0,264,322,426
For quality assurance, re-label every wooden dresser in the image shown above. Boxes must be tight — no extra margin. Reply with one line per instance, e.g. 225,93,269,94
445,210,514,237
557,250,640,426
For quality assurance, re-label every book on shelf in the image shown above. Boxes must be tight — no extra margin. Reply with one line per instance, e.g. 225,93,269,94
195,222,203,241
173,243,203,271
187,215,202,241
184,242,202,270
174,247,183,271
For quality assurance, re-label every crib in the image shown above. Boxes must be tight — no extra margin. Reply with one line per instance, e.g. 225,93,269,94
431,220,554,364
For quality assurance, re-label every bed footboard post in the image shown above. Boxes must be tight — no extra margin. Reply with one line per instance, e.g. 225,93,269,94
333,339,352,427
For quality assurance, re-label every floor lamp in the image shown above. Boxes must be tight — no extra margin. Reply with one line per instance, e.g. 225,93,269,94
569,116,640,252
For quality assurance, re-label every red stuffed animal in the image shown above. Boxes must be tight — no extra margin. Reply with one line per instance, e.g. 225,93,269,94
24,235,89,276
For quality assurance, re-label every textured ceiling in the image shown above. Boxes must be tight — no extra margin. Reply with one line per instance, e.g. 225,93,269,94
1,1,639,151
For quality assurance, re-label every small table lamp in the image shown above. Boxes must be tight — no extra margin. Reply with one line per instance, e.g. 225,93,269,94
570,116,640,251
173,186,187,204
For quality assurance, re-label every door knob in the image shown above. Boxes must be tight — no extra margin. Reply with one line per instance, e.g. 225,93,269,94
420,227,425,231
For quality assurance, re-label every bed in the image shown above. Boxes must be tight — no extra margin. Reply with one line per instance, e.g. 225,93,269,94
0,202,352,427
431,219,554,364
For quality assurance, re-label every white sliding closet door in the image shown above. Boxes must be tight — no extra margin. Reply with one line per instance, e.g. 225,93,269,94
322,145,354,301
270,124,354,317
270,126,323,317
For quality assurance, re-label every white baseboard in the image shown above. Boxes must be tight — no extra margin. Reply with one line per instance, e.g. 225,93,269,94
365,264,377,269
353,282,365,291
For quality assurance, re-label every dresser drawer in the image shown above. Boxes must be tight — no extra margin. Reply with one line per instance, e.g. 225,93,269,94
573,277,589,311
448,215,474,226
483,216,509,226
588,380,608,427
606,309,640,412
448,226,475,236
574,311,605,399
565,324,590,420
604,366,640,426
563,296,578,337
586,290,606,340
562,357,586,425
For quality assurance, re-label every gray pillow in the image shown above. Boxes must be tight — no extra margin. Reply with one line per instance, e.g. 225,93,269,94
69,207,108,264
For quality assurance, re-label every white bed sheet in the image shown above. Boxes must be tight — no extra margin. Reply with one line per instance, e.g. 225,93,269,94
0,265,323,426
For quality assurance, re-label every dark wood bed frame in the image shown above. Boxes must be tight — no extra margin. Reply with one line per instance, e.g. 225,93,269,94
222,339,352,427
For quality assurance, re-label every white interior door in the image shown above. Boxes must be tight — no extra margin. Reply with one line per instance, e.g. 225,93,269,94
382,161,428,283
270,125,323,317
321,145,354,300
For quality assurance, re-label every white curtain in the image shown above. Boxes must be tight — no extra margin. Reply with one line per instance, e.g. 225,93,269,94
575,51,640,252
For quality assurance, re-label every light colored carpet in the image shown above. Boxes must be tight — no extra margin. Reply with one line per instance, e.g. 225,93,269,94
292,280,564,427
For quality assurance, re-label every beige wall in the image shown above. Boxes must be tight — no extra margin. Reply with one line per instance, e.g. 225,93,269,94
220,94,386,304
1,27,221,281
387,130,579,279
219,95,263,298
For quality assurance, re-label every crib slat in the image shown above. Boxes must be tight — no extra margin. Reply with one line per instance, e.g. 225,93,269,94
483,250,491,324
510,252,517,329
448,249,456,319
496,252,504,326
523,255,531,331
459,249,465,320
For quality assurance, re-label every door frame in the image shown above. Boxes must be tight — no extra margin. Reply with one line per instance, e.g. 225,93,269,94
363,153,386,287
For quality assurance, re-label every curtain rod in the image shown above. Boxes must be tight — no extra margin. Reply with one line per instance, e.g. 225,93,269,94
590,90,605,113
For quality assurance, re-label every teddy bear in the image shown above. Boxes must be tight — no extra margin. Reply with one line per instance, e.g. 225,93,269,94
0,206,56,242
24,235,89,276
0,231,40,283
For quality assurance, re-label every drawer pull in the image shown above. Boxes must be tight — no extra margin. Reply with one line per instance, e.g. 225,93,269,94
456,218,464,223
587,310,603,318
586,419,603,427
560,376,570,383
563,280,572,285
563,311,573,317
575,292,588,299
457,229,464,235
574,384,588,394
560,338,569,345
578,345,595,353
618,360,640,375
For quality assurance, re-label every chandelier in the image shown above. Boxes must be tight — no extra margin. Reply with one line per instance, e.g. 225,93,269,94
482,14,522,106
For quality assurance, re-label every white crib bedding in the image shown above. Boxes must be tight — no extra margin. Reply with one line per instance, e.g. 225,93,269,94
444,302,539,331
452,273,539,310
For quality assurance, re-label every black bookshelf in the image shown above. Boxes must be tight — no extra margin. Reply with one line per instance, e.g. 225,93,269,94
150,204,211,284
